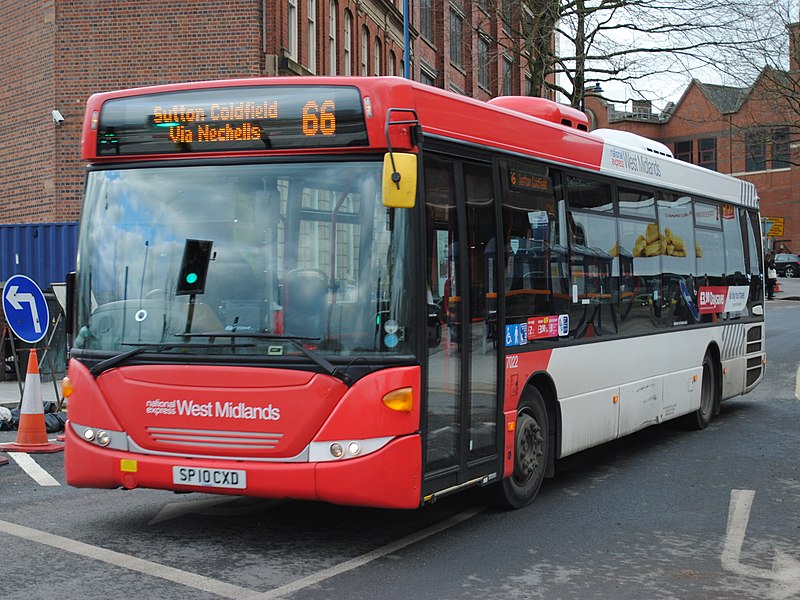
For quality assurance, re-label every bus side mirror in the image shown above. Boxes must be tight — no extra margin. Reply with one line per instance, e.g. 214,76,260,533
382,152,417,208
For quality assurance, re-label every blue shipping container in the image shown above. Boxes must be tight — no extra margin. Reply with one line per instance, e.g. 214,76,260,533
0,222,79,290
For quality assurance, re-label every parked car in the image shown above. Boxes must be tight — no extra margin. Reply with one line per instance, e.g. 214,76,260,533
774,253,800,278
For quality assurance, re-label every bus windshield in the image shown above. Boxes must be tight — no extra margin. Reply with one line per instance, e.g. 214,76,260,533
74,160,415,360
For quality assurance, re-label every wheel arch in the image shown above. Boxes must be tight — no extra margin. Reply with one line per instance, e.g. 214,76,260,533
705,342,723,415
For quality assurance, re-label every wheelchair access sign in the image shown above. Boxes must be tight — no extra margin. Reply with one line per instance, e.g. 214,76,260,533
3,274,49,344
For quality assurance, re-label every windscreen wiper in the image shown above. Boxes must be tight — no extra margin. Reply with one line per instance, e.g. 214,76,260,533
90,344,174,377
89,340,256,377
179,332,353,385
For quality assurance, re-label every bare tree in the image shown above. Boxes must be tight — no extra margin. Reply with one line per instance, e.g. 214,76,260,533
475,0,781,108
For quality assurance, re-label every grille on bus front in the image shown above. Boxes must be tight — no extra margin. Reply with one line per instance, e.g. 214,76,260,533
146,427,283,450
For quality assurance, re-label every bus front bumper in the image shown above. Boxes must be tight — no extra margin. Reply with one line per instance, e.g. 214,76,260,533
64,422,422,509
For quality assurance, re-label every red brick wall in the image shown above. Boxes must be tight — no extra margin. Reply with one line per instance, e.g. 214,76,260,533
52,0,264,222
0,2,56,223
2,0,520,229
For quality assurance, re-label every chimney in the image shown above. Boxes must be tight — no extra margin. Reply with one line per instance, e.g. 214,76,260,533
790,22,800,71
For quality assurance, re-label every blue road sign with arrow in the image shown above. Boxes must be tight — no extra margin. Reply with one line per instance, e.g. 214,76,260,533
3,274,49,344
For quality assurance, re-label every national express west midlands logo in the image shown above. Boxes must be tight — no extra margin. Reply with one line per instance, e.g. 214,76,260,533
145,399,281,421
608,148,662,178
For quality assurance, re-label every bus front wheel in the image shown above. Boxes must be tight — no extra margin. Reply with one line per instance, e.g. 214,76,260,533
493,388,549,509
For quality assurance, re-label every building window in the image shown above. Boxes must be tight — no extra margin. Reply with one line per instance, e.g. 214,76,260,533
388,50,396,76
374,38,382,75
773,127,790,169
420,0,433,40
344,10,352,76
675,140,693,163
502,0,513,34
361,26,369,76
420,67,435,86
477,35,489,89
308,0,317,73
745,130,767,172
502,56,513,95
288,0,298,59
450,11,463,69
329,0,337,75
698,138,716,171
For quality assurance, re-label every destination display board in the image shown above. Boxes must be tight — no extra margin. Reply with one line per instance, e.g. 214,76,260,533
96,86,369,155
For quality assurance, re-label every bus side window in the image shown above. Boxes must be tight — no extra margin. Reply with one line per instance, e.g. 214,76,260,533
568,211,618,338
657,192,697,327
499,159,566,333
564,175,617,338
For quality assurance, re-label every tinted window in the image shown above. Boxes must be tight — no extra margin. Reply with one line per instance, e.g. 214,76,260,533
500,161,568,325
658,194,698,326
569,211,617,337
618,218,660,334
618,186,656,219
567,176,613,212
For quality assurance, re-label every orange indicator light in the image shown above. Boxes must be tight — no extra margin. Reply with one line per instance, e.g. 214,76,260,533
382,387,413,412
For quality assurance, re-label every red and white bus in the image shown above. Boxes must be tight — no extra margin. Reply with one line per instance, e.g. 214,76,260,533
64,77,765,509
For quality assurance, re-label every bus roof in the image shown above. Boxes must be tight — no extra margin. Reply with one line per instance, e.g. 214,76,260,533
81,76,758,209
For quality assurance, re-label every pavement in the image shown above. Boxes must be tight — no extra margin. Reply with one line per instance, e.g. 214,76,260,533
0,276,797,413
0,377,62,411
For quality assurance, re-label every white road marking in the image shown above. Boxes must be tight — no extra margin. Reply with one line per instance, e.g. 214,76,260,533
0,519,252,600
722,489,800,598
245,506,485,600
8,452,60,486
1,503,483,599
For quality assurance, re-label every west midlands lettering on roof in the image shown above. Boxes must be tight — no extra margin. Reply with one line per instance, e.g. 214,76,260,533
608,148,663,178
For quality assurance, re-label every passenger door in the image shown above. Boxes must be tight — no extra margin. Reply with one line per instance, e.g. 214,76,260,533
422,152,500,497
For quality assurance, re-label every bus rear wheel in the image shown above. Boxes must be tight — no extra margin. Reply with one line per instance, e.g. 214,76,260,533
492,388,549,509
685,352,717,430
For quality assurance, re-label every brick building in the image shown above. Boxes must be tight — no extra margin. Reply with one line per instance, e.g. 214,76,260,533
585,24,800,253
1,0,533,227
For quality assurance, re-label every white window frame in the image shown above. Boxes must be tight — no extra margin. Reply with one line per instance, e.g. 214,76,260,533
308,0,317,73
374,37,382,75
329,0,337,75
361,26,369,76
288,0,298,59
344,10,353,75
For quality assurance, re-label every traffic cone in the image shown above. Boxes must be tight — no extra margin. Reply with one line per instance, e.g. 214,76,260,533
0,349,63,453
774,280,782,293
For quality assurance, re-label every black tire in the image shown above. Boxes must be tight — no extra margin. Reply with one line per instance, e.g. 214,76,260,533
786,266,796,278
685,352,717,430
492,387,549,509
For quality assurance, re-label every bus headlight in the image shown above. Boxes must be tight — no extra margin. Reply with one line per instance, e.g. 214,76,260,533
310,437,393,462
